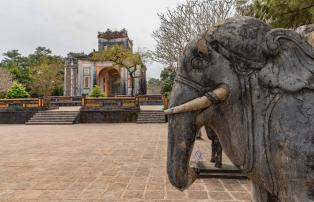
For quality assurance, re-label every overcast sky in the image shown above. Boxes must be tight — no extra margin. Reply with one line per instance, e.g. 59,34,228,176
0,0,186,79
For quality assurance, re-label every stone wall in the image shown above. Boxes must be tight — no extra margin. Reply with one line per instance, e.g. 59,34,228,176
0,111,37,124
79,110,138,123
0,109,139,124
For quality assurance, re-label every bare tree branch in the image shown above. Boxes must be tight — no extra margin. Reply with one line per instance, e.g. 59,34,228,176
152,0,237,69
0,68,13,94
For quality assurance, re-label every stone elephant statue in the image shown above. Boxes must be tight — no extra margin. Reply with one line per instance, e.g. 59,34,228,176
165,16,314,202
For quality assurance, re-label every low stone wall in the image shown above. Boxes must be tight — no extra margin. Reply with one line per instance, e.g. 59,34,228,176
0,109,139,124
79,110,139,123
0,111,37,124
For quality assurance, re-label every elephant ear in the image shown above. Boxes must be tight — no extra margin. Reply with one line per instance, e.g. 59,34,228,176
259,29,314,93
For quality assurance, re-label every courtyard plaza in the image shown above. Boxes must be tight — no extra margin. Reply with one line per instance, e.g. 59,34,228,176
0,123,251,201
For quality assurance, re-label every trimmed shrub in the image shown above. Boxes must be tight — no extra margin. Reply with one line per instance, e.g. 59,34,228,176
89,85,105,97
6,82,30,99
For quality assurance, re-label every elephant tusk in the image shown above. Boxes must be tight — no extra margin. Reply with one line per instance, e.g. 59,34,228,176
164,86,229,115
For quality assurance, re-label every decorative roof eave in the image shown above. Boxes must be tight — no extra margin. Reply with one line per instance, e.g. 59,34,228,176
97,29,129,40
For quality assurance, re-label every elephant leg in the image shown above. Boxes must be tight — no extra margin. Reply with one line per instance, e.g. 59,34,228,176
205,126,215,162
252,183,278,202
215,141,222,168
210,140,215,163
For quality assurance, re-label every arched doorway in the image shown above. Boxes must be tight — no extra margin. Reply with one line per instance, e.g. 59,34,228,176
98,68,121,96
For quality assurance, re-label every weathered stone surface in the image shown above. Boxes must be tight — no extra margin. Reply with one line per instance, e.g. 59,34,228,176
167,16,314,202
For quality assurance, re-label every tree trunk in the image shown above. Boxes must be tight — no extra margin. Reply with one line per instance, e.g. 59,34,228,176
129,72,134,96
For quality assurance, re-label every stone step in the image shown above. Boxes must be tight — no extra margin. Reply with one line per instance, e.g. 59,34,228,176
36,112,79,115
29,118,76,122
139,111,164,113
34,113,79,115
140,111,165,114
137,120,166,123
26,111,80,125
136,121,167,123
33,115,78,118
138,114,165,117
38,111,79,113
137,118,166,121
137,115,166,118
40,111,79,113
31,115,78,118
25,122,73,125
138,114,166,117
138,113,165,116
136,110,167,124
34,114,79,117
198,172,248,179
193,161,248,179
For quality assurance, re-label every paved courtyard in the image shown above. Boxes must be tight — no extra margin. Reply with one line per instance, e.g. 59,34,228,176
0,124,251,201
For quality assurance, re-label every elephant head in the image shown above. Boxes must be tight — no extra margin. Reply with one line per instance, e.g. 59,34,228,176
166,16,314,201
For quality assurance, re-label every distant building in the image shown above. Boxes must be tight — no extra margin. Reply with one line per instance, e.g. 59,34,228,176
64,29,146,96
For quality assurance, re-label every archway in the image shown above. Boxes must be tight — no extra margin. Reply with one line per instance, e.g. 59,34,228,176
98,68,121,96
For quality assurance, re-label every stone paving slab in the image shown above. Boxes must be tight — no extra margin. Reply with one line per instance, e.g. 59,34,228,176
0,124,251,201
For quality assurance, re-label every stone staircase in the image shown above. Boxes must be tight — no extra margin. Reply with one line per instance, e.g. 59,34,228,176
136,110,167,124
195,161,248,179
26,111,80,125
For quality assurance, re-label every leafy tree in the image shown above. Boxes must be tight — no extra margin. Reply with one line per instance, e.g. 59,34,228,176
160,67,176,97
1,50,32,87
30,59,64,96
238,0,314,28
92,44,144,96
89,85,105,97
30,48,64,97
6,82,30,99
0,47,64,97
28,47,52,67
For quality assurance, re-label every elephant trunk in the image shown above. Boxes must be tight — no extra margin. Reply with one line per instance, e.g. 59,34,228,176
166,83,229,190
166,82,201,190
167,112,198,190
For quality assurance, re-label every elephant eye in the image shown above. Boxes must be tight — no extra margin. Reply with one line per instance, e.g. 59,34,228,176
191,57,207,69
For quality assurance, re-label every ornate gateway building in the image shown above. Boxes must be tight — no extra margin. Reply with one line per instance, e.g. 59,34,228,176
64,29,146,96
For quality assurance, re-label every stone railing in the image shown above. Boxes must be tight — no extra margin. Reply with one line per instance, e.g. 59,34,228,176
0,95,168,110
0,98,40,109
137,94,165,106
82,97,139,110
42,96,83,107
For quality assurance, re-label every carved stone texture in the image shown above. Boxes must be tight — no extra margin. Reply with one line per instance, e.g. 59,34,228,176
166,16,314,202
